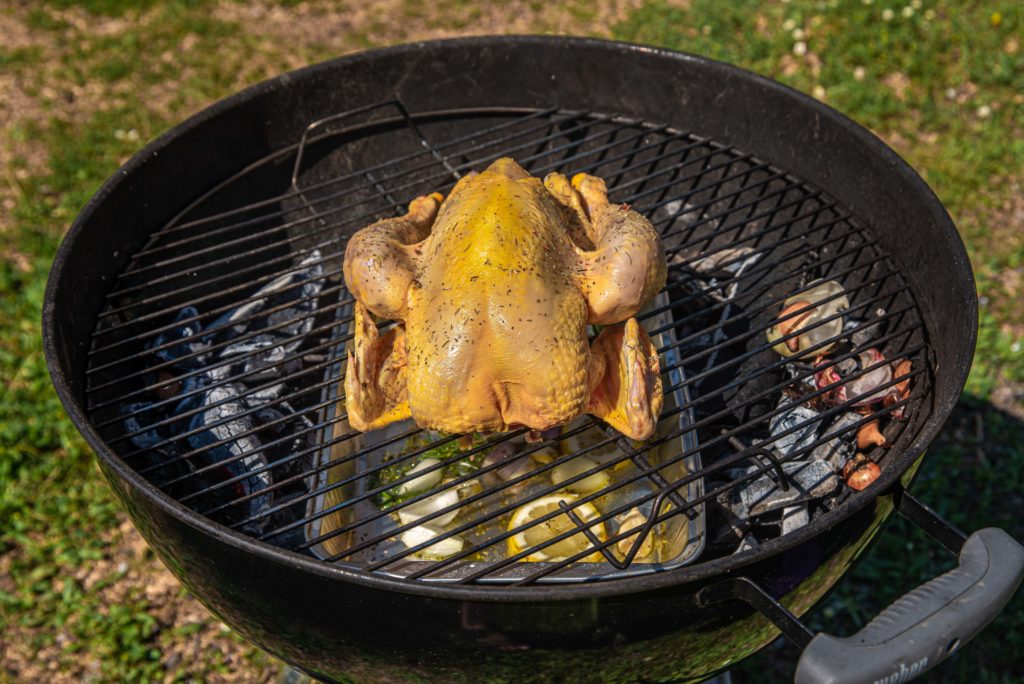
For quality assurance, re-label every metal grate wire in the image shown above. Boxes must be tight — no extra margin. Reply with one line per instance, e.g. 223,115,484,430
85,103,931,585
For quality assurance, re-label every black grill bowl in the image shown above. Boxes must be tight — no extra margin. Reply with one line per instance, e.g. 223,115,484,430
43,37,1004,683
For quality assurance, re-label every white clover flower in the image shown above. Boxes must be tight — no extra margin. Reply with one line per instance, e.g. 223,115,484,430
882,8,894,20
793,41,808,56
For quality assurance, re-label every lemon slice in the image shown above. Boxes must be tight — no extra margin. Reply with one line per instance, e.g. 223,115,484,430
550,456,612,495
507,493,607,562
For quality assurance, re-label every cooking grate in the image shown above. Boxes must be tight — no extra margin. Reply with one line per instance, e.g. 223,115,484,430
84,102,930,585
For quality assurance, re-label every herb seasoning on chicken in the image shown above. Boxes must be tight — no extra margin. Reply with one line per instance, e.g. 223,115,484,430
342,158,667,439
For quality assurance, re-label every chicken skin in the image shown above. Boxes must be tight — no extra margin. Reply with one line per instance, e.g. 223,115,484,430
342,158,667,440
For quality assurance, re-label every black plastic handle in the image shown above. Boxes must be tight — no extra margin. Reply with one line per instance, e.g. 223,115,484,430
794,527,1024,684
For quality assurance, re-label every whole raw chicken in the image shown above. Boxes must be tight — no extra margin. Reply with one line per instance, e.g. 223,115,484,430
342,158,667,440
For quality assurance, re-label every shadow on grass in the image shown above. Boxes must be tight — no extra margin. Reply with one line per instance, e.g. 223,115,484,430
732,394,1024,683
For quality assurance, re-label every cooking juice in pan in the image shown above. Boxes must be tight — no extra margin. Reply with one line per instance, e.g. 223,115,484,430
305,293,706,581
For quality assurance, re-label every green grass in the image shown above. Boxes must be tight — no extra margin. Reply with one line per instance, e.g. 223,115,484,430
0,4,286,681
1,0,1022,681
0,101,271,684
35,0,194,16
0,217,169,679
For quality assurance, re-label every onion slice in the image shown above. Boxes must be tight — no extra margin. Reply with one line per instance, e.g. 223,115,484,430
392,458,443,496
399,524,465,560
396,486,461,526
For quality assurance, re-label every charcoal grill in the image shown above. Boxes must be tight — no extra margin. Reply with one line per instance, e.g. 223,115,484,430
43,37,1023,683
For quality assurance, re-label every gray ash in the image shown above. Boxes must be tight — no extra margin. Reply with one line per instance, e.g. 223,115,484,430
116,252,327,538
